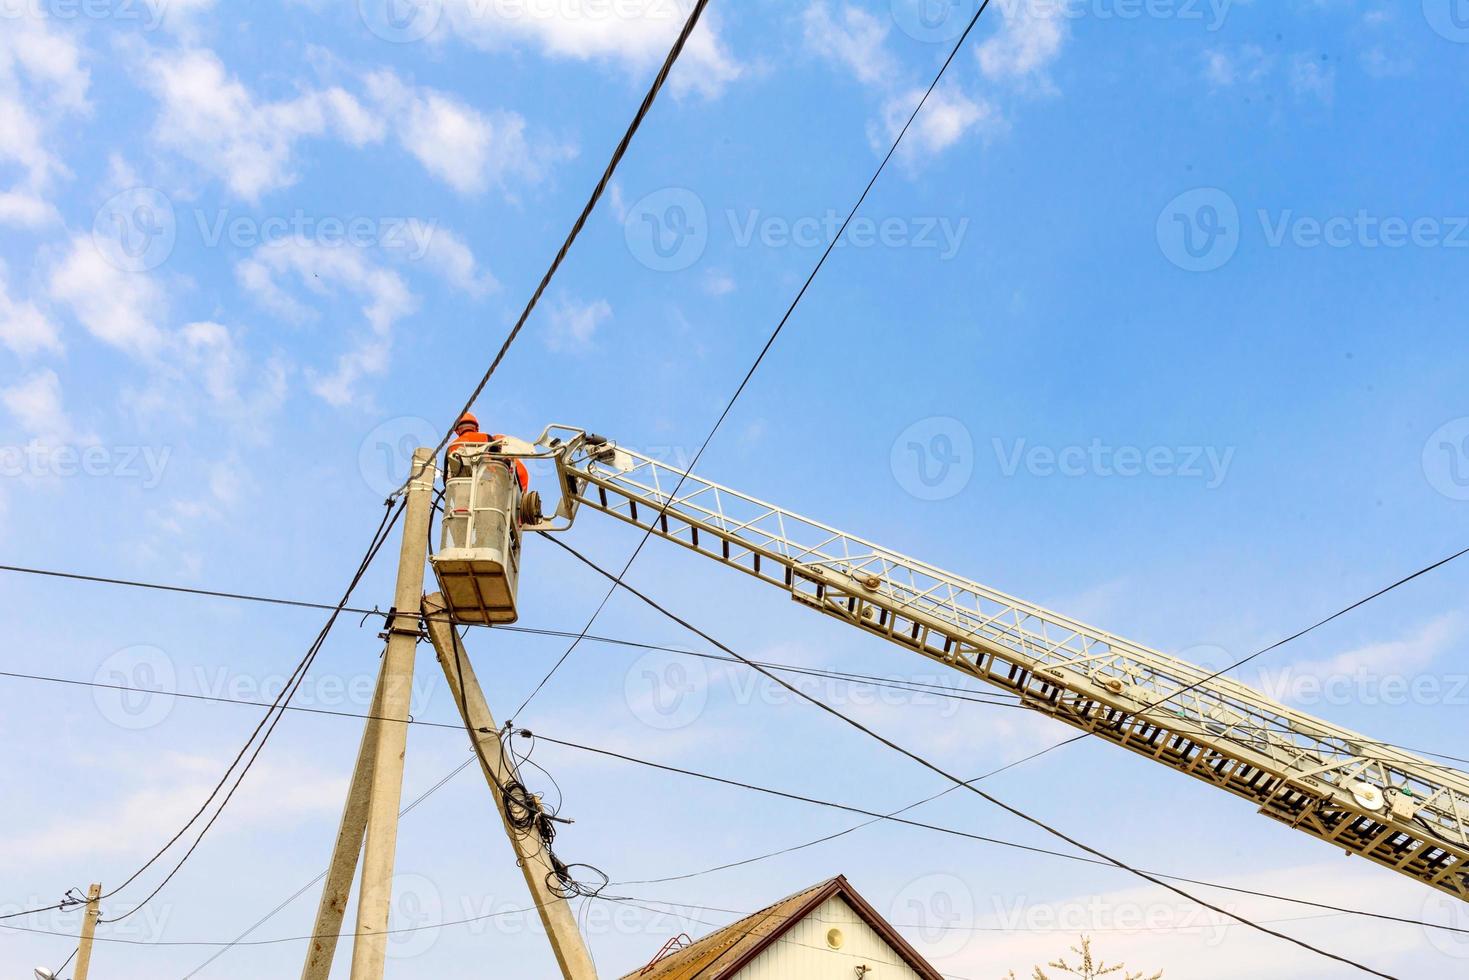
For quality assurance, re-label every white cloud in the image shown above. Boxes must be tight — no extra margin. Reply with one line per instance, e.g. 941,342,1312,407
975,1,1067,86
0,189,59,228
145,49,383,201
403,220,498,297
441,0,742,98
176,320,290,427
0,260,62,356
0,751,345,867
1255,613,1464,704
236,238,416,406
870,83,1003,161
0,8,90,223
364,69,564,197
545,296,612,353
1291,52,1336,106
802,2,896,89
1202,45,1272,88
0,369,88,445
49,235,167,356
704,270,735,296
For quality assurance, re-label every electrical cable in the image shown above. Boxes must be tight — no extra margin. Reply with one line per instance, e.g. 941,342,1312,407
508,0,1004,722
98,500,404,923
400,0,714,492
515,733,1469,936
612,734,1087,886
9,661,1466,937
539,534,1404,979
7,560,1465,768
1145,545,1469,713
179,755,477,977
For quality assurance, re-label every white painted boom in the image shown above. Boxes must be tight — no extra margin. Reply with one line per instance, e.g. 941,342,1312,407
539,428,1469,902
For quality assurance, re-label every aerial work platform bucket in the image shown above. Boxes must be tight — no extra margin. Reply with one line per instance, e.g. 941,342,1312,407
431,445,524,624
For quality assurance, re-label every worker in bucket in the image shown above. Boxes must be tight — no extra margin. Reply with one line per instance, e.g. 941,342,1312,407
446,413,529,490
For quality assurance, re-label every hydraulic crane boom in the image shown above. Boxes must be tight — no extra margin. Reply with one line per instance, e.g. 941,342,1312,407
533,426,1469,903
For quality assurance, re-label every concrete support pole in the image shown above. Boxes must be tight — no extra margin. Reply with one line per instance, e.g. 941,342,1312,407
72,883,101,980
348,448,436,979
422,592,598,980
299,660,388,979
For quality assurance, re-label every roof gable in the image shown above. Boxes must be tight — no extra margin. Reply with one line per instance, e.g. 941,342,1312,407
620,876,945,980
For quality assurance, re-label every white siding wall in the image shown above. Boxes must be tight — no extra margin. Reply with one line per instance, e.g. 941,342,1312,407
735,896,928,980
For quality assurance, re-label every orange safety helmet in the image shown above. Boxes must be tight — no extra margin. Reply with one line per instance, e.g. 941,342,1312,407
455,412,480,434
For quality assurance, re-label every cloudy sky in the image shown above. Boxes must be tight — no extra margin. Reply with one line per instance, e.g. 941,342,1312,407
2,1,1468,977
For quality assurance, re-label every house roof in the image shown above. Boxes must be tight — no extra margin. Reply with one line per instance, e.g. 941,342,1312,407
619,875,946,980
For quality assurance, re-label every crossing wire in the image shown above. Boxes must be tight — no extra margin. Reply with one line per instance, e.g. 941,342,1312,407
541,534,1402,979
5,0,714,924
510,0,1003,721
4,662,1464,938
404,0,714,486
6,558,1469,770
0,503,402,925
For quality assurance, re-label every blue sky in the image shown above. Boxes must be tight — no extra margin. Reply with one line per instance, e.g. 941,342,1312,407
2,0,1469,977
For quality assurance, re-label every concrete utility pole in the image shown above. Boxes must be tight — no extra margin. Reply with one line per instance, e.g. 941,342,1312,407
422,593,598,980
72,883,101,980
300,665,389,979
348,447,436,980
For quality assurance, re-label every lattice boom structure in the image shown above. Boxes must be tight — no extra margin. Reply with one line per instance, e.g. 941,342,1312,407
543,430,1469,902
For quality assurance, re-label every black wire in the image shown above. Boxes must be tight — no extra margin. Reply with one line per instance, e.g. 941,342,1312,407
517,735,1469,937
98,500,404,923
8,559,1465,768
403,0,714,490
511,0,1001,721
2,900,540,949
180,756,478,977
612,734,1088,886
10,656,1466,934
1145,545,1469,713
539,535,1401,979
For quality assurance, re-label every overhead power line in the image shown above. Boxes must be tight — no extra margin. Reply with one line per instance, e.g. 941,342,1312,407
9,555,1468,768
508,0,1005,721
412,0,714,478
540,535,1401,979
516,732,1468,937
6,659,1462,937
